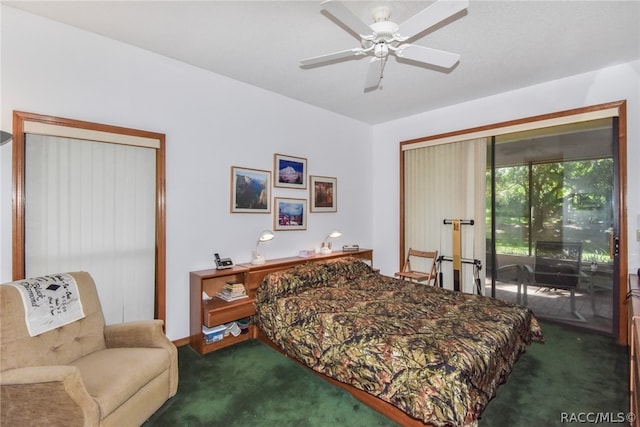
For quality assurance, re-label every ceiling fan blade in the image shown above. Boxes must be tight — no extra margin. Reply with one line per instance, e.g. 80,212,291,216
364,57,384,90
300,47,366,67
395,44,460,69
396,0,469,40
321,0,373,39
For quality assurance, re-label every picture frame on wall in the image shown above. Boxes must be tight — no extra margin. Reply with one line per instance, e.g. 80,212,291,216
274,153,307,189
310,175,337,212
230,166,271,213
274,197,307,231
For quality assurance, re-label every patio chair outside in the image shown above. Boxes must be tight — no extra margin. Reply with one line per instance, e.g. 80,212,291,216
523,240,585,321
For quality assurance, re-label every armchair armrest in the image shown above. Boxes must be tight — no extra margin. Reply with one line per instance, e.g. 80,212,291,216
1,366,99,426
104,319,168,349
104,320,179,397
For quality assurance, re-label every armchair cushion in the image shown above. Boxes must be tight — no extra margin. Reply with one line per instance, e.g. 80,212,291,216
70,347,170,417
104,320,179,396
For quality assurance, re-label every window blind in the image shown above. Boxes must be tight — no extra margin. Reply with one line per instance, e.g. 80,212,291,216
403,138,487,293
24,134,156,324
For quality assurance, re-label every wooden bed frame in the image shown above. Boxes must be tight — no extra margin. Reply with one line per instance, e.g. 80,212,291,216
248,250,435,427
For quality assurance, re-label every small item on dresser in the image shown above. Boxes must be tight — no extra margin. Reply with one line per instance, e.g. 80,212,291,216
224,321,242,337
214,253,234,269
342,244,360,252
216,282,247,301
216,291,248,302
237,318,251,334
203,324,226,343
298,249,316,258
224,281,246,294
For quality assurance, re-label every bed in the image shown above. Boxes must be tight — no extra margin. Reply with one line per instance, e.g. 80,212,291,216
255,257,543,427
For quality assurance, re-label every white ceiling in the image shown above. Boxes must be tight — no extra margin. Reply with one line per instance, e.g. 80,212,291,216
4,0,640,124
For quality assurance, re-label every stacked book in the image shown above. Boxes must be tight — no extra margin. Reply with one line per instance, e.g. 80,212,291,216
216,282,248,302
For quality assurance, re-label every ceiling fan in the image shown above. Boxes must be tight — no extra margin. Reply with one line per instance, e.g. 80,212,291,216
300,0,469,90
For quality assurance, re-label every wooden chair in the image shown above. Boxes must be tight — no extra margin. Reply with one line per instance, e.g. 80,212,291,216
395,249,439,285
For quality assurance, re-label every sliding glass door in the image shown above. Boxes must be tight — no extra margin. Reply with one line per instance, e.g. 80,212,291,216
486,118,617,333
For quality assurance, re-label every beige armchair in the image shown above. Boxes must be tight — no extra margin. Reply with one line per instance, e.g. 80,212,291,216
0,271,178,427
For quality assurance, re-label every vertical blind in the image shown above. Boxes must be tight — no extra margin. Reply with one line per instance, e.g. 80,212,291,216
403,138,487,293
25,134,156,324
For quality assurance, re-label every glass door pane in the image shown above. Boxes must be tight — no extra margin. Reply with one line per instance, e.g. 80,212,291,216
486,118,616,334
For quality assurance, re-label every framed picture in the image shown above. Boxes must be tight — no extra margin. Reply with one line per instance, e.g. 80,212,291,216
230,166,271,213
274,197,307,231
310,175,337,212
274,153,307,189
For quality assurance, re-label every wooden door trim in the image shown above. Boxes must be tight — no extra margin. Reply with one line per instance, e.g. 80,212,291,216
399,100,628,343
12,111,167,324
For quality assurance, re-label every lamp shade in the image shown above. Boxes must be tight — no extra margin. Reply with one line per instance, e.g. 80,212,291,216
0,131,12,146
258,230,275,243
327,230,342,239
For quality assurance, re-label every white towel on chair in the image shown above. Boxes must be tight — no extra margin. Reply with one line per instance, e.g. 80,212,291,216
7,273,85,337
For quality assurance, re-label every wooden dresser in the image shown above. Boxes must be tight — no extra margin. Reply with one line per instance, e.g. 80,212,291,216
189,249,373,355
628,273,640,422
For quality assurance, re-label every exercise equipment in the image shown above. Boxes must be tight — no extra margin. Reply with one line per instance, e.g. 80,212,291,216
438,219,482,294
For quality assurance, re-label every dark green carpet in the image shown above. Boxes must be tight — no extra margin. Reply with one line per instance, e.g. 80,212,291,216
481,322,628,426
144,322,628,426
145,339,396,427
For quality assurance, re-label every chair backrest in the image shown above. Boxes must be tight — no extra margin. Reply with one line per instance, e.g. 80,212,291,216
533,241,583,288
403,249,439,283
0,271,107,371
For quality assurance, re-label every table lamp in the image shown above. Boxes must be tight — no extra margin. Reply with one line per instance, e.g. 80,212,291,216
252,230,275,265
321,229,342,254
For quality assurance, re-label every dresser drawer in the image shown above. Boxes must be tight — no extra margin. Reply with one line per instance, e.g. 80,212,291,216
205,300,255,327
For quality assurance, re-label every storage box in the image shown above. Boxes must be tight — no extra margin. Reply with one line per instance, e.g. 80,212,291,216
203,324,226,343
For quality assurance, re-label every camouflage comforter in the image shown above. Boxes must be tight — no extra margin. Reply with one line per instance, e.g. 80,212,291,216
255,257,543,427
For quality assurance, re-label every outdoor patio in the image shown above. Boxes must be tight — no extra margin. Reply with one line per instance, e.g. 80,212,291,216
488,279,614,333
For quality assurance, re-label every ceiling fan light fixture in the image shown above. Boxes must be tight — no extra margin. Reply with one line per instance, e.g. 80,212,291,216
374,42,389,58
370,20,399,42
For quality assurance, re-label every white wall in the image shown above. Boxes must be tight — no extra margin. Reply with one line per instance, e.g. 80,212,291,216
0,6,373,340
2,5,639,341
371,60,640,278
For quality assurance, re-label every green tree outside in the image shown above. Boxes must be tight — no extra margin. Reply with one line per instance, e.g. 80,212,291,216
488,159,613,263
